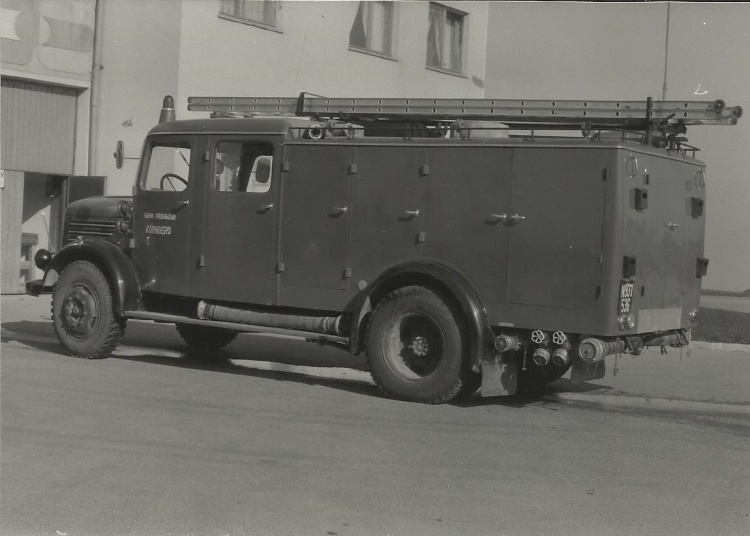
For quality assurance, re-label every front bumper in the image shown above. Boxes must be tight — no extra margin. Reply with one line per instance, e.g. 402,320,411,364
25,279,51,296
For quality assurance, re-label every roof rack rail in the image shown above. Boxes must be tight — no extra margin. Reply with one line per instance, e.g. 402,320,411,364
188,95,742,134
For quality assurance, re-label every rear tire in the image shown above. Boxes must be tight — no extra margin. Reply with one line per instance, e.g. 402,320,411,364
175,323,238,353
52,260,125,359
365,286,469,404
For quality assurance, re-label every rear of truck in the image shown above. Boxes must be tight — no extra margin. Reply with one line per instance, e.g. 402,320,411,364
607,145,706,347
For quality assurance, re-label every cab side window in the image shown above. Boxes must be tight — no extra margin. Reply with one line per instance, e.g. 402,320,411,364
142,143,191,191
214,141,273,194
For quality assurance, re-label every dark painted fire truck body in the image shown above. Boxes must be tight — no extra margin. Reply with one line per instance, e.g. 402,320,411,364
28,96,742,403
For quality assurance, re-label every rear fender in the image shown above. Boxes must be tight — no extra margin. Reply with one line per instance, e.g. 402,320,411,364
45,239,143,316
349,261,493,373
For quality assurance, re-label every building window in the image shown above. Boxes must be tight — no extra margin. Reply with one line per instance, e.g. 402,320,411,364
220,0,278,29
349,1,394,58
426,3,465,74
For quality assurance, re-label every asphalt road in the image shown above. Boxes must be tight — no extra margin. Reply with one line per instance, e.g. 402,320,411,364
2,296,749,536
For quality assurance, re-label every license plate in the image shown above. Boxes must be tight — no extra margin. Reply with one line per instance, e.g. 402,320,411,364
619,280,635,315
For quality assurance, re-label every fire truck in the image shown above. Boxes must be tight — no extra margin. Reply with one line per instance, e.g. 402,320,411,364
27,95,742,403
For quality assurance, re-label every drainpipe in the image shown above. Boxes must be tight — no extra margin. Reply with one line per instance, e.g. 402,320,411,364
88,0,104,178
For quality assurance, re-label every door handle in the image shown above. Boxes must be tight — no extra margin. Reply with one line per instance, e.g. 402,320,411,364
489,213,508,221
331,206,348,215
258,203,274,213
508,214,526,224
404,209,420,218
173,199,190,212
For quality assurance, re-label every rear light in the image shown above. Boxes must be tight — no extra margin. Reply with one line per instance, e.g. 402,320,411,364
618,313,636,331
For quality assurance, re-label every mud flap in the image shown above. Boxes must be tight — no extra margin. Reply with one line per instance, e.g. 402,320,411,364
570,359,606,383
481,360,517,397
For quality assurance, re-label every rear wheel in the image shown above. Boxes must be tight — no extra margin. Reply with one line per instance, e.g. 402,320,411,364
365,286,470,404
175,323,238,354
52,260,125,359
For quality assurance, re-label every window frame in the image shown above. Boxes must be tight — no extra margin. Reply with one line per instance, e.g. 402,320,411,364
425,2,468,77
219,0,282,33
348,0,397,61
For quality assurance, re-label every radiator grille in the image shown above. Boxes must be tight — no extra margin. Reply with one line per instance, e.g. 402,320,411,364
68,219,116,242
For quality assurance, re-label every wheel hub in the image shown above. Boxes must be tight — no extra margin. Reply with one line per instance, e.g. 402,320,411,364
409,336,430,357
61,286,98,339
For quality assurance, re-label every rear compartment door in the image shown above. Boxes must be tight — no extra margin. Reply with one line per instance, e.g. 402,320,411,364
508,148,610,310
621,153,703,328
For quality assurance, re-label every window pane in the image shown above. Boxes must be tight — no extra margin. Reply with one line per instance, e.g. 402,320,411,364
446,11,463,72
350,1,392,55
242,0,276,25
426,4,464,73
426,5,443,68
220,0,241,17
349,2,367,49
143,144,191,191
213,141,273,194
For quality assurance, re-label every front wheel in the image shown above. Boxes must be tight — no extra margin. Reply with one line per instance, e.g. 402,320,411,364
52,260,126,359
365,286,470,404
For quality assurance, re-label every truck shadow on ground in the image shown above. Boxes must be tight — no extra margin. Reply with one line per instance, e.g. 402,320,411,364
1,319,589,408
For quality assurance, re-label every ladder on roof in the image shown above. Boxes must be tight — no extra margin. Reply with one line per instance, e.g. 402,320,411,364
187,95,742,130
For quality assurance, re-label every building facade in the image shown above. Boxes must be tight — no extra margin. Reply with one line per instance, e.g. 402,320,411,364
2,1,747,293
1,0,488,293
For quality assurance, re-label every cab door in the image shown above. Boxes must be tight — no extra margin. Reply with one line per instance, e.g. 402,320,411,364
195,136,279,305
133,136,195,296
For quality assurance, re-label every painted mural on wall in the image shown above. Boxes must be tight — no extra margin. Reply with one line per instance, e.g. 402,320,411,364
0,0,95,80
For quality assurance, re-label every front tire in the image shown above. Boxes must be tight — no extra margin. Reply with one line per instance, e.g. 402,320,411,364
52,260,125,359
175,323,238,354
365,286,470,404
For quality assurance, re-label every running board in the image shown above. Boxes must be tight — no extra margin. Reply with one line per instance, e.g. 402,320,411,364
124,310,350,346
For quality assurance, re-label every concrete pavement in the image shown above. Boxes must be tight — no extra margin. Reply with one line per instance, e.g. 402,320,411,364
3,294,749,418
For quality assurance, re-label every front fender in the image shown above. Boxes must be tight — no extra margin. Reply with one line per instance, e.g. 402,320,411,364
349,260,494,373
45,239,143,316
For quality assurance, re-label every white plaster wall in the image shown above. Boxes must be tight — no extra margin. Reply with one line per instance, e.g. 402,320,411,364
174,1,488,112
95,0,182,195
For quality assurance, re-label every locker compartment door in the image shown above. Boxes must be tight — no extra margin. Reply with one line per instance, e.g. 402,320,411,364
350,146,426,283
280,145,351,294
424,146,513,305
508,148,608,310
